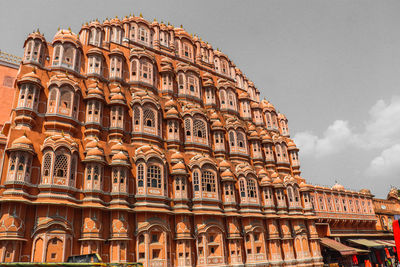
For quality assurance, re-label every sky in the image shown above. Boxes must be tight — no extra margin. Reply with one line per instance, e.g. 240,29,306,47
1,0,400,197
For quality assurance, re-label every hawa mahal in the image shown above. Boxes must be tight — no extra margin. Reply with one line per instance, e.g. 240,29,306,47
0,14,336,266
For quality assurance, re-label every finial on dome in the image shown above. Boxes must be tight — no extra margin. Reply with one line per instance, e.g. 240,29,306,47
32,66,36,74
140,13,143,18
180,24,183,28
68,27,71,32
61,130,65,137
161,20,164,24
57,27,60,31
167,22,170,25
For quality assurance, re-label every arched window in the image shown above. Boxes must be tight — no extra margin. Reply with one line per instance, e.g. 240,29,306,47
137,164,144,187
193,119,206,139
287,186,294,202
62,44,75,69
143,108,155,128
201,171,215,192
247,179,257,198
24,39,43,63
53,154,68,179
131,60,138,80
237,132,245,148
228,91,236,110
239,179,246,197
42,152,52,179
193,171,199,191
147,165,161,189
58,89,73,115
220,90,226,108
110,106,124,129
133,106,141,126
178,73,185,93
139,27,149,44
18,84,39,110
87,56,102,75
110,57,123,79
184,118,191,137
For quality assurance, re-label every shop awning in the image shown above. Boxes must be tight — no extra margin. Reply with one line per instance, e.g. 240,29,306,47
320,238,358,255
348,239,385,248
373,240,396,247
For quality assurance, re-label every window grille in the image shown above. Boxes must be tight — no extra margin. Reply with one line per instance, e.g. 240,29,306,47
143,108,155,127
147,165,161,188
201,171,215,192
53,154,68,178
193,119,206,139
137,164,144,187
247,179,257,198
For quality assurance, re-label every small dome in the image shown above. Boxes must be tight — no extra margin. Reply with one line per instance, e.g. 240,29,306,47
332,183,345,191
87,146,104,157
218,159,231,170
273,177,283,185
166,107,179,118
210,112,219,120
278,113,287,120
9,133,35,153
18,70,41,86
211,120,224,130
85,139,98,150
221,169,235,182
171,162,187,175
271,172,279,179
112,151,128,161
53,29,82,48
171,151,184,163
165,99,177,108
111,142,127,152
261,176,272,186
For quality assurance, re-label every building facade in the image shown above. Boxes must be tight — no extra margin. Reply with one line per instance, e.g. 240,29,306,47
0,51,20,129
0,17,324,266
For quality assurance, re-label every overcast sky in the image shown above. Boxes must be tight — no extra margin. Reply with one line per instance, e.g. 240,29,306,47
1,0,400,198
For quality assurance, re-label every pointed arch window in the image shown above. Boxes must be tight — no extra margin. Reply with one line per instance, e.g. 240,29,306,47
193,171,200,192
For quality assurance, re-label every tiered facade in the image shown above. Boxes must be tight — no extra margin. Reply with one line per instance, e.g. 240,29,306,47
0,15,323,266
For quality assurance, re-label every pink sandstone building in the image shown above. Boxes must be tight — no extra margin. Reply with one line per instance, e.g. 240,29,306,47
0,15,337,266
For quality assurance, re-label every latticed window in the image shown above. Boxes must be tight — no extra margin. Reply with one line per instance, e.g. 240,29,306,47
247,179,257,198
59,90,73,115
131,60,138,78
113,169,118,183
229,131,235,147
147,165,161,188
86,166,92,180
237,132,245,148
133,106,140,125
70,157,76,181
240,180,246,197
137,164,144,187
266,113,272,128
193,119,206,139
193,172,199,191
220,91,226,105
43,153,52,177
228,91,235,106
9,155,16,171
288,187,294,202
94,165,100,181
141,61,152,82
201,171,215,192
139,27,148,43
178,73,185,92
143,108,155,127
187,75,197,94
53,154,68,178
18,84,38,109
183,43,192,59
185,118,191,136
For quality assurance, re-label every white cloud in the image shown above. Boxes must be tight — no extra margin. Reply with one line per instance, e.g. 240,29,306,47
294,120,354,157
294,96,400,157
361,96,400,149
366,144,400,178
